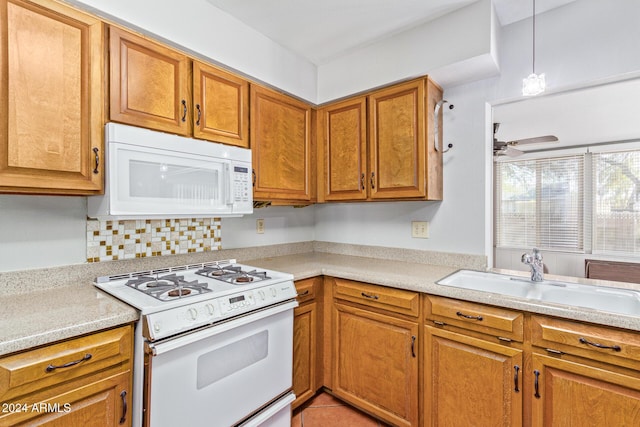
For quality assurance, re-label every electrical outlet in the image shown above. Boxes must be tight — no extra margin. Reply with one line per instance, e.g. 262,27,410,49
256,219,265,234
411,221,429,238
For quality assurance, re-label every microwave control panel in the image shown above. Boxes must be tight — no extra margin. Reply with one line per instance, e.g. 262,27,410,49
232,165,251,203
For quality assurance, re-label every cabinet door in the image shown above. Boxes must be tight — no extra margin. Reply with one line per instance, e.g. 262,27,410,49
293,302,317,409
193,62,249,148
320,96,367,201
0,371,130,427
251,85,312,201
0,0,103,194
109,26,190,136
368,79,426,199
531,354,640,426
424,326,523,427
333,303,418,427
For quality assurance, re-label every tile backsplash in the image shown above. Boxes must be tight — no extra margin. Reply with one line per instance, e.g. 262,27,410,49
86,218,221,263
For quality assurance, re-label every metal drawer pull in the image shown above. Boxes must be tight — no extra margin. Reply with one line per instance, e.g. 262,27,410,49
360,173,365,191
579,337,621,352
297,290,309,297
361,292,379,300
534,370,541,398
370,172,375,189
196,104,202,126
411,335,416,358
45,353,92,372
455,311,483,321
181,100,187,122
92,147,100,174
119,390,127,424
513,365,520,392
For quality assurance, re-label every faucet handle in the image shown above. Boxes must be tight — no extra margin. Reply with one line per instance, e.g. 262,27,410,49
521,253,532,264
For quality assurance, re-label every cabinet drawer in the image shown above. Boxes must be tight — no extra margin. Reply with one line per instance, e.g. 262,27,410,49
424,295,524,341
295,277,319,304
333,278,419,317
0,325,132,401
531,315,640,368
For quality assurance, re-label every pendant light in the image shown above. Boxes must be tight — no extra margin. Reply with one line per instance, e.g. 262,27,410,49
522,0,545,96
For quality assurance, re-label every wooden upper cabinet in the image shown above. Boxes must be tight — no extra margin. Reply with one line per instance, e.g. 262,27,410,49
0,0,104,194
319,96,367,201
109,26,190,136
369,77,442,200
192,62,249,147
318,76,443,202
251,85,312,202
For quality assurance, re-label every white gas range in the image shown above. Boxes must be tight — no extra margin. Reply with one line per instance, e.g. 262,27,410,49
95,259,298,427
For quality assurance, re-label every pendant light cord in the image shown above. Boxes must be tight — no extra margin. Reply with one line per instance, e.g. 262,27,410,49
532,0,536,74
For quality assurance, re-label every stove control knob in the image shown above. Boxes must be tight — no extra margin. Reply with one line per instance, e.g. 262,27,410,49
205,303,215,316
271,288,277,297
153,322,161,333
188,308,198,320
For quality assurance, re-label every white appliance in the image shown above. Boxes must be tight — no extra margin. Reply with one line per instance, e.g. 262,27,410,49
94,260,298,427
88,123,253,219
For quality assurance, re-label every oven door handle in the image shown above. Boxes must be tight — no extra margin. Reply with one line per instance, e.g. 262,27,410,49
147,300,298,356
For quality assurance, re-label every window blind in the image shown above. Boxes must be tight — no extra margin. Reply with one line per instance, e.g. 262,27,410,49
593,149,640,254
495,155,584,251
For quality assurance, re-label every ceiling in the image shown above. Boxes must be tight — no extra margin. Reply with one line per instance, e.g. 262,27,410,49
206,0,579,65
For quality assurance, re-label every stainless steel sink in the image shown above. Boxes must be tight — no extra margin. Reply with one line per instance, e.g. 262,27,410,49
437,270,640,317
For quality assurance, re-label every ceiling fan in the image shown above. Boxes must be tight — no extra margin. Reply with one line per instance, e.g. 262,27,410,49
493,122,558,157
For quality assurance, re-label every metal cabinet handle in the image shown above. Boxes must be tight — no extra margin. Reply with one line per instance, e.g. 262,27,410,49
411,335,416,358
361,292,379,300
360,173,365,191
196,104,202,126
252,169,256,187
181,100,187,122
119,390,127,424
370,172,375,189
514,365,520,392
579,337,621,352
92,148,100,174
434,99,454,153
455,311,483,321
297,290,309,297
45,353,92,372
534,370,541,398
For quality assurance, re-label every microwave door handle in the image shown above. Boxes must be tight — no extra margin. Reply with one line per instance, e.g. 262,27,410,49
224,163,233,205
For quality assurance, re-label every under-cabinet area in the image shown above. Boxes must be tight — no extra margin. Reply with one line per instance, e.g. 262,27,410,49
293,275,640,427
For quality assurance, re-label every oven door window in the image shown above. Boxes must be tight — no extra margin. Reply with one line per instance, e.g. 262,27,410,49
146,305,294,427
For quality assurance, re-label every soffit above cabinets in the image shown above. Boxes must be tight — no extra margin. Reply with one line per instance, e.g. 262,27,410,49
205,0,580,66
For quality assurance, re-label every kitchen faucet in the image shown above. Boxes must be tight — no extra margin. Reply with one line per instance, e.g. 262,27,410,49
522,248,544,282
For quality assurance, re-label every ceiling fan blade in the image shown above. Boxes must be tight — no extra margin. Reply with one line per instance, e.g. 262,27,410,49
511,135,559,145
504,146,523,157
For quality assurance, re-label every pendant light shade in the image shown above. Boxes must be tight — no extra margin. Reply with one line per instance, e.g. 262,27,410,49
523,0,545,96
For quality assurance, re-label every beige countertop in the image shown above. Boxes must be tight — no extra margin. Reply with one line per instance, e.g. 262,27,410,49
2,242,639,357
245,252,640,332
0,285,138,356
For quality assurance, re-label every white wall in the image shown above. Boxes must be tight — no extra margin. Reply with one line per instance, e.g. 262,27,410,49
3,0,640,272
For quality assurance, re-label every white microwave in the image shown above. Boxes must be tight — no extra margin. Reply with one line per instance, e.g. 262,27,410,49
88,123,253,219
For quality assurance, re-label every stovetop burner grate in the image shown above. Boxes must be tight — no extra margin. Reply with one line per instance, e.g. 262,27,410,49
125,273,211,301
195,266,271,284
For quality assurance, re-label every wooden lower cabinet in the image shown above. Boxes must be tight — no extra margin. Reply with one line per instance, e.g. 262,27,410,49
0,325,133,427
424,326,523,427
293,301,318,409
531,354,640,426
332,302,418,427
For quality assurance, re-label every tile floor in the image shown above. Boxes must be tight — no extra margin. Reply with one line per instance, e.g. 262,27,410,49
292,391,388,427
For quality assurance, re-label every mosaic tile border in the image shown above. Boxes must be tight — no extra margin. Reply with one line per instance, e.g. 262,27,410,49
86,218,221,263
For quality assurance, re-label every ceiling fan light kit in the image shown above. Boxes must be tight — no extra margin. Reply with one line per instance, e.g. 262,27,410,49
523,0,545,96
